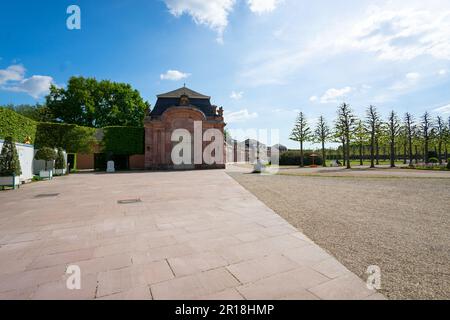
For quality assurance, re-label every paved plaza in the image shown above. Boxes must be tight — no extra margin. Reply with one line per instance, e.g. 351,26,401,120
0,170,383,300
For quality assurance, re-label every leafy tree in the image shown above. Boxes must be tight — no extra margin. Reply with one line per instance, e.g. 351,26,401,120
314,116,331,167
0,137,22,177
55,148,66,170
336,103,356,169
435,116,446,164
387,111,401,168
366,105,380,168
35,147,57,171
46,77,150,128
404,113,415,166
354,120,368,166
420,112,433,163
446,117,450,161
290,112,311,167
4,104,54,122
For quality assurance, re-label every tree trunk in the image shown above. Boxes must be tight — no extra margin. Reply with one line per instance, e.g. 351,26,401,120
424,139,429,163
370,131,375,168
359,143,363,166
415,145,419,164
346,133,351,169
438,142,442,164
300,142,304,167
408,136,413,166
390,139,395,168
376,139,380,165
403,143,407,165
322,141,326,167
342,141,346,167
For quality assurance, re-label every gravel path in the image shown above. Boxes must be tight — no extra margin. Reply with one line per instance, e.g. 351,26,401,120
227,171,450,299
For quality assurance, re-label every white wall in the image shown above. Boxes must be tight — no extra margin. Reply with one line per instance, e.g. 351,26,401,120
0,140,35,182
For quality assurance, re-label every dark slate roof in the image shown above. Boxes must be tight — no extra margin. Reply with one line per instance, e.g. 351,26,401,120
151,87,216,117
157,87,210,99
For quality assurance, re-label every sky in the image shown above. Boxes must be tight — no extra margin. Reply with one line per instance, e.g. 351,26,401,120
1,0,450,148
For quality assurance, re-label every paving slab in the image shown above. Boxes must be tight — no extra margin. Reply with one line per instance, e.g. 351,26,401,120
0,170,383,300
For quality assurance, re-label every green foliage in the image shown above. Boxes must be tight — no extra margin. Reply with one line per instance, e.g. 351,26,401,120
55,148,66,170
4,104,54,122
0,107,37,143
35,123,96,154
46,77,150,128
35,147,57,162
102,126,144,155
290,112,311,144
280,151,323,166
0,137,22,176
428,157,439,164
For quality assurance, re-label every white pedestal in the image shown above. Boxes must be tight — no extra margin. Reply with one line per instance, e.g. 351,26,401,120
107,161,115,173
39,170,53,180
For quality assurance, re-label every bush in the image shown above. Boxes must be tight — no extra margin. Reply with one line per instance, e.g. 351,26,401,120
428,157,439,164
102,126,144,155
279,151,323,166
35,123,96,154
35,147,57,171
55,148,66,170
447,159,450,170
0,107,37,143
0,137,22,177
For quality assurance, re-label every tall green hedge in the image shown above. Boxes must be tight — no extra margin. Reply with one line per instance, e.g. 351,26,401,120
35,123,96,154
1,108,143,155
279,151,323,166
102,126,144,155
0,107,37,143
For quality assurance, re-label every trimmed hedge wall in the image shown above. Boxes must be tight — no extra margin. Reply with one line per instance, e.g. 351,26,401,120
280,150,323,166
102,126,144,155
0,107,37,143
1,108,144,156
35,123,96,154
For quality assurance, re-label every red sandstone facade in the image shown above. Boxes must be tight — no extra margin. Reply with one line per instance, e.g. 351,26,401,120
144,87,226,170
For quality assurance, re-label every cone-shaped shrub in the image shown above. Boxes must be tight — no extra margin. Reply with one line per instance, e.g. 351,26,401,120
55,148,66,170
0,137,22,177
35,147,56,171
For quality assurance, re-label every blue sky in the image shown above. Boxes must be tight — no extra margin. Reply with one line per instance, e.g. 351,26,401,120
1,0,450,148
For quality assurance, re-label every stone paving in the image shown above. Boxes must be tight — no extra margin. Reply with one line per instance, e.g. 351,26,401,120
0,170,384,300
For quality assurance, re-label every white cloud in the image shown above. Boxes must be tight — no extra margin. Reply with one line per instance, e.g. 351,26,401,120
438,69,448,75
309,96,318,102
164,0,280,42
160,70,191,81
230,91,244,100
3,75,53,99
240,2,450,86
319,87,353,104
350,5,450,61
406,72,420,81
433,104,450,114
247,0,281,14
0,64,53,98
390,72,421,91
225,109,258,123
164,0,235,42
0,64,25,85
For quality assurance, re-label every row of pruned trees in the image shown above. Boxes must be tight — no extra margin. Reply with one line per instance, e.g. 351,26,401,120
290,104,450,168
